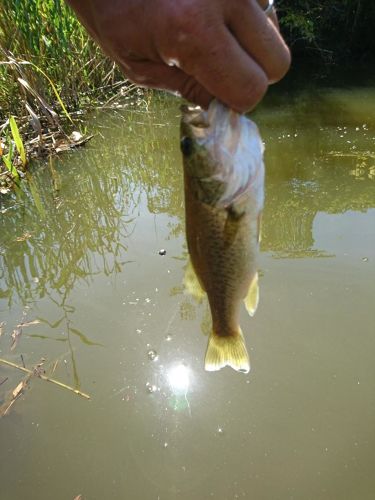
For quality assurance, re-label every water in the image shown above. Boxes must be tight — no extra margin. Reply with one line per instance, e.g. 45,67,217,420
0,82,374,500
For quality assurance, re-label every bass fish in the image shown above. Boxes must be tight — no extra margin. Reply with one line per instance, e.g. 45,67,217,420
180,100,264,373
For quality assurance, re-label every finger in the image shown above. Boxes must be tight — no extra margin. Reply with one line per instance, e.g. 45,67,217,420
225,0,291,84
171,26,269,113
120,60,213,108
256,0,279,29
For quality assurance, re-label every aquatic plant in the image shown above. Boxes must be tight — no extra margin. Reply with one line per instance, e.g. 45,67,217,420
0,0,123,119
0,116,26,189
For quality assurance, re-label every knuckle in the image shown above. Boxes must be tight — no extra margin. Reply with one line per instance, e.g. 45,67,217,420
179,77,212,108
121,64,150,85
129,73,148,85
167,2,202,32
239,73,268,112
160,3,205,67
268,47,292,83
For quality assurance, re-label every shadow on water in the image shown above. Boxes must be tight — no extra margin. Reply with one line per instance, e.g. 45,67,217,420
0,86,374,500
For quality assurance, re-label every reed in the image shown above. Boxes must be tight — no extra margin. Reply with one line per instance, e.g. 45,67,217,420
0,0,129,189
0,0,123,120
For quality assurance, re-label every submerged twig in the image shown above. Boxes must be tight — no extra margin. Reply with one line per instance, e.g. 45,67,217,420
1,395,21,416
0,369,34,417
10,326,22,351
51,359,59,375
0,358,90,400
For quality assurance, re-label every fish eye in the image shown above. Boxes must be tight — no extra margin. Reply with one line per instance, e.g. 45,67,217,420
180,136,194,156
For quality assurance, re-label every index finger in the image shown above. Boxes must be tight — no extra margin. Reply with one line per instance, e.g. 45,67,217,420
168,23,269,112
226,0,291,84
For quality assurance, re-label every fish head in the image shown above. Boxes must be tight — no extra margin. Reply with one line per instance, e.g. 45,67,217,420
180,104,214,179
180,100,264,207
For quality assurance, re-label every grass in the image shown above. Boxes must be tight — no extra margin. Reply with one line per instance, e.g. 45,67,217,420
0,0,124,119
0,0,129,190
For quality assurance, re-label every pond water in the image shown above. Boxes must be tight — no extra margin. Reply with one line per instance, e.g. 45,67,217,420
0,80,374,500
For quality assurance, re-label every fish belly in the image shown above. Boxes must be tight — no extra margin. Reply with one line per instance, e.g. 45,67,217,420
184,173,258,339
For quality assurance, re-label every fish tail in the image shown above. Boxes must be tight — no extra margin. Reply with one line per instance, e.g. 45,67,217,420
204,328,250,373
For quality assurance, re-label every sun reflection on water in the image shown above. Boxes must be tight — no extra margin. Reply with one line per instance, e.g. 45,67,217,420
166,363,192,414
167,364,190,395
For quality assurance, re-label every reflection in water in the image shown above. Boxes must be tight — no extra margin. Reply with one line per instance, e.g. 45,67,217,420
166,363,192,415
167,363,190,395
1,92,374,308
0,87,374,500
253,89,375,258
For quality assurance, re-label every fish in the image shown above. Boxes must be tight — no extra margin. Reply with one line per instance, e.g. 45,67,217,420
180,100,265,373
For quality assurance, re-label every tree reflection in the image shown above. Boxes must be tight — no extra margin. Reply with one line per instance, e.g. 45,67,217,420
0,94,374,306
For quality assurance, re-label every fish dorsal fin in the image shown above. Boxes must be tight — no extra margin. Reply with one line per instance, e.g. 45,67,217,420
183,258,206,303
244,272,259,317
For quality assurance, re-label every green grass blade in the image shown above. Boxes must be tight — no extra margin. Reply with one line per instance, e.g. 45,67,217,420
9,115,27,166
27,173,46,218
2,155,20,180
25,61,74,124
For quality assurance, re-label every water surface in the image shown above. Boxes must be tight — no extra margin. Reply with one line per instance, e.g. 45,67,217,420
1,83,374,500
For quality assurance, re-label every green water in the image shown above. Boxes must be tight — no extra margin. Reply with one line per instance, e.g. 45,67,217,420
0,84,374,500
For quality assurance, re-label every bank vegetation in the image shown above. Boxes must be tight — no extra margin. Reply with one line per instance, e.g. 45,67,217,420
0,0,374,190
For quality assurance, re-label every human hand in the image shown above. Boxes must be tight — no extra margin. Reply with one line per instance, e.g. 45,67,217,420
66,0,290,112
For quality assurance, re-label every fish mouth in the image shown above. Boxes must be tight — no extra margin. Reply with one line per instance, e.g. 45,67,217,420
181,101,239,135
180,104,209,129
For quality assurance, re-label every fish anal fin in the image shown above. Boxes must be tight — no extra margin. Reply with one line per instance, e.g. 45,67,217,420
204,329,250,373
244,272,259,317
183,259,205,303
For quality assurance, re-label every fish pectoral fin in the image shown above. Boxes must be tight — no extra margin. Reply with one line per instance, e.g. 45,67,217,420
204,329,250,373
244,272,259,317
227,202,246,220
183,259,206,303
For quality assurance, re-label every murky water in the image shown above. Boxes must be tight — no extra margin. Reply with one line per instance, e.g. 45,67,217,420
1,82,374,500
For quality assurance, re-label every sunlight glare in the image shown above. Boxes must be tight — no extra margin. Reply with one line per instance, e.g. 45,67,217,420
167,364,190,395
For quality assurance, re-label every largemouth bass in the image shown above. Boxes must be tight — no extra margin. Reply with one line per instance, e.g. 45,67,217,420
180,100,265,373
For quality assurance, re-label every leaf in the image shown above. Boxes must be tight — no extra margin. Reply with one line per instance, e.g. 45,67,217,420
21,62,74,124
70,328,104,347
2,154,19,180
17,319,40,327
12,380,26,399
15,231,32,242
27,174,46,218
27,334,68,342
0,322,5,337
9,116,27,167
17,77,59,126
25,103,42,137
36,316,65,329
10,328,22,351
